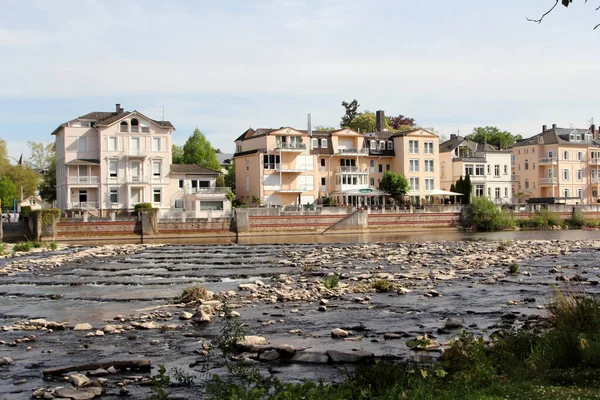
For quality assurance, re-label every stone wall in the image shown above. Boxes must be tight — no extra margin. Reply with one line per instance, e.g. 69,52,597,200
157,218,234,236
57,221,140,238
247,214,346,234
368,212,461,230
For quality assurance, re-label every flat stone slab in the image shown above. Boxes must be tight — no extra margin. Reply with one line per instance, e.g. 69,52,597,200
327,350,374,363
291,350,329,364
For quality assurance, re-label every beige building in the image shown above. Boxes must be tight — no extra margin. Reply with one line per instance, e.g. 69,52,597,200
511,124,600,204
439,135,513,203
233,111,441,207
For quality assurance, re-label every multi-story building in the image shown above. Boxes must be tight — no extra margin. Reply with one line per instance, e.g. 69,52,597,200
439,135,513,203
511,124,600,204
233,111,441,207
52,104,230,216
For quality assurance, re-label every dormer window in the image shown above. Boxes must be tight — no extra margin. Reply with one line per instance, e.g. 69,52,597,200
570,133,575,141
80,121,90,128
141,122,150,133
586,133,593,142
387,141,393,150
130,119,139,133
120,121,128,132
370,140,377,150
379,141,385,150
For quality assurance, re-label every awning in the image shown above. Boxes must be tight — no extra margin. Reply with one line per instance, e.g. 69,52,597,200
330,188,388,196
426,189,463,196
65,159,100,166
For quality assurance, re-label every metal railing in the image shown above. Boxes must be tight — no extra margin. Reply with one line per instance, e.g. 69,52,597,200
337,148,368,155
68,201,99,209
68,176,99,184
186,187,231,195
539,157,558,164
337,166,368,173
275,143,306,150
539,177,558,184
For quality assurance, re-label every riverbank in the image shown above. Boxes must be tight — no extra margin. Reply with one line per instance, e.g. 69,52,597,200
1,238,600,398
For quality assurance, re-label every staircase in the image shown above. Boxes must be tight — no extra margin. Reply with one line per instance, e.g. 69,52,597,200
321,209,363,234
2,222,31,242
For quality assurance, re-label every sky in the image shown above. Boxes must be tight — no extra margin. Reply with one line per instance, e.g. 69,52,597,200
1,0,600,161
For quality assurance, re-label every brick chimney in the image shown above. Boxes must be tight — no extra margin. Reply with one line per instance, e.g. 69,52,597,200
542,124,547,132
450,134,457,139
376,110,385,132
116,103,124,114
552,123,557,129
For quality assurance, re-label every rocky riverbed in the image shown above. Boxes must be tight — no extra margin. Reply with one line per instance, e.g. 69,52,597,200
1,239,599,399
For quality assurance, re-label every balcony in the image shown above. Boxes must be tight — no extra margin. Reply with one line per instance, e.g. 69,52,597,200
539,157,558,165
68,176,99,184
336,148,368,155
337,166,368,173
127,148,146,157
68,201,99,209
469,174,486,182
539,177,558,185
123,175,150,184
335,184,369,192
591,177,600,185
511,175,520,182
274,143,306,151
275,164,307,173
591,158,600,165
186,187,231,195
274,185,309,193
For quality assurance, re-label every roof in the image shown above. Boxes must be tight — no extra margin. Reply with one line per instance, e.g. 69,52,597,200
52,108,174,135
216,153,234,165
169,164,222,175
512,127,599,147
439,135,503,154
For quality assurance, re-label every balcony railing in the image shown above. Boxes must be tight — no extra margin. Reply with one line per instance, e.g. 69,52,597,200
275,164,307,173
122,175,150,184
591,177,600,184
591,158,600,165
68,176,99,184
539,157,558,164
127,148,146,157
539,177,558,184
337,166,368,173
186,187,231,195
337,148,368,155
274,185,309,193
275,143,306,151
68,201,99,209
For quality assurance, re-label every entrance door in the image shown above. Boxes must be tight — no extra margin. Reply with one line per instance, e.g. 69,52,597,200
131,161,141,182
131,188,142,205
79,190,88,204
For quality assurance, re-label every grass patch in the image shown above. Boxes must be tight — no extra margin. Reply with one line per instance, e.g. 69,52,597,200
509,262,519,274
373,279,392,292
323,275,339,289
173,285,210,305
12,241,34,252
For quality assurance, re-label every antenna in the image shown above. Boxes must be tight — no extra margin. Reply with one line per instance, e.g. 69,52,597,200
150,106,165,121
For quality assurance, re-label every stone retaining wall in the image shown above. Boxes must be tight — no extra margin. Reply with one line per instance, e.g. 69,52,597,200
247,214,346,233
157,218,234,236
57,221,140,238
368,212,461,230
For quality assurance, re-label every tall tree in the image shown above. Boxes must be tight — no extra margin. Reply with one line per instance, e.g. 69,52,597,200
388,114,416,132
380,171,410,199
6,164,40,199
466,126,522,149
224,161,236,192
0,176,18,211
340,99,360,128
27,141,54,169
181,129,221,171
172,144,184,164
463,174,472,205
39,158,57,202
347,112,379,133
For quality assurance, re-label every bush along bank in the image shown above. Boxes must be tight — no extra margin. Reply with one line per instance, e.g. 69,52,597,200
142,288,600,400
464,198,600,231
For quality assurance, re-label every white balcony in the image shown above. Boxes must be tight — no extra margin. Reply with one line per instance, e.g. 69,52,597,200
275,164,307,173
591,177,600,184
68,176,99,184
186,187,231,195
123,175,150,184
127,148,146,157
335,184,369,192
591,158,600,165
336,148,368,155
274,185,309,193
337,166,368,173
539,177,558,185
68,201,99,209
275,143,306,151
539,157,558,165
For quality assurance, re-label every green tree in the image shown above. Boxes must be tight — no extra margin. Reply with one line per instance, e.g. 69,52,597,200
6,164,40,199
466,126,523,149
347,112,380,133
39,158,56,202
27,141,54,169
340,99,360,128
463,174,472,205
224,161,236,192
172,144,184,164
380,171,410,199
181,129,221,171
0,176,18,211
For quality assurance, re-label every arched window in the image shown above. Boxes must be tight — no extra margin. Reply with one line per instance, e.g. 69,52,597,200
370,140,376,150
387,141,393,150
120,121,128,133
130,118,139,133
379,141,385,150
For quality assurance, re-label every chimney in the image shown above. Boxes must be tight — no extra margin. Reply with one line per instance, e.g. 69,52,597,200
307,113,312,137
450,134,457,139
542,124,547,132
590,124,596,134
552,123,557,129
116,103,121,114
376,110,385,132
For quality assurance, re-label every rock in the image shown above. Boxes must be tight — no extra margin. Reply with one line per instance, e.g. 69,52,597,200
191,310,213,324
73,323,93,331
397,287,412,295
318,305,327,312
331,328,350,338
259,349,280,361
69,372,91,387
88,368,108,376
238,336,267,348
103,324,120,334
94,330,104,336
319,299,329,305
106,366,117,374
54,386,103,399
444,318,464,329
179,311,193,320
271,343,296,357
132,321,162,330
239,283,259,291
327,350,374,363
384,332,403,340
0,356,13,365
506,300,520,306
291,350,329,363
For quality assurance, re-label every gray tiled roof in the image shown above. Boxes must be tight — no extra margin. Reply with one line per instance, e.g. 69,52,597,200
216,153,234,165
512,127,599,147
52,109,174,135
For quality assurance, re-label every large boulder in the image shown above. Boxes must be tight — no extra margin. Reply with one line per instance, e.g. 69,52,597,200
327,350,374,363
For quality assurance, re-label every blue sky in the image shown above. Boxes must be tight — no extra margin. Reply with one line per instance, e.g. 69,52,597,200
1,0,599,160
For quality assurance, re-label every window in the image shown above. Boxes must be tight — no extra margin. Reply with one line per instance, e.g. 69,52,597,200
563,151,569,160
263,154,280,170
109,188,118,203
578,151,584,161
108,137,117,151
386,164,391,171
475,164,485,176
378,164,383,173
109,160,118,178
152,161,161,177
311,138,318,149
370,178,375,186
174,199,184,209
246,158,249,171
141,124,150,133
321,177,326,185
524,160,529,170
410,177,419,190
178,179,184,189
495,188,501,198
130,119,139,133
370,140,377,150
321,158,326,168
236,145,242,153
563,168,570,180
525,179,529,189
200,201,224,211
465,164,474,176
152,137,161,152
424,159,434,172
409,140,419,154
80,121,90,128
504,165,508,174
564,188,570,197
321,139,327,148
533,162,536,170
577,169,583,180
578,189,583,199
494,165,500,176
504,188,508,197
593,190,598,197
153,188,162,203
77,136,88,152
475,185,484,197
424,141,434,154
120,121,128,132
425,178,434,191
379,141,385,150
488,187,491,197
487,165,491,175
409,159,419,172
245,176,250,192
387,141,393,150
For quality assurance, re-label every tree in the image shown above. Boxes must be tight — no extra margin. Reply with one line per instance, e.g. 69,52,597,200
39,158,56,202
6,164,40,199
466,126,523,149
172,144,184,164
340,99,360,128
27,141,54,169
463,174,472,205
0,176,17,211
528,0,600,30
380,171,410,199
181,129,221,171
347,112,379,133
224,161,236,192
388,114,416,132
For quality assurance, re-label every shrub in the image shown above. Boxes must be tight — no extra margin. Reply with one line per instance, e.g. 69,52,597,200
32,208,61,227
564,209,587,228
20,206,32,220
323,275,339,289
373,279,392,292
174,285,209,304
509,263,519,274
13,241,33,252
467,197,514,231
49,242,57,251
134,202,153,211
